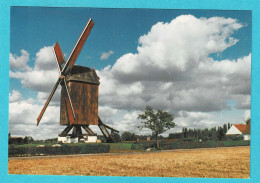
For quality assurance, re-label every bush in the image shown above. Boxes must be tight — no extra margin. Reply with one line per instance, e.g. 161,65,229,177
182,138,196,142
79,144,110,154
8,143,110,157
226,135,244,141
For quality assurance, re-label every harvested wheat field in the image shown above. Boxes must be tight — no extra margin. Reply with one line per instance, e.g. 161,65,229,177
8,146,250,178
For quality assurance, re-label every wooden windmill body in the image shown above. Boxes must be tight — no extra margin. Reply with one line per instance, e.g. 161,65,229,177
60,66,99,126
37,18,118,142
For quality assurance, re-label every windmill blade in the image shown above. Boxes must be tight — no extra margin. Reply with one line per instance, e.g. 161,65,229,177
37,78,61,125
53,42,65,74
64,95,76,124
62,18,94,74
63,78,76,122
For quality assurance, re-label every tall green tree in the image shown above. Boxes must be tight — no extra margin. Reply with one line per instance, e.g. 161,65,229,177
217,126,225,141
223,124,228,134
111,132,121,143
228,123,231,130
121,131,133,141
138,105,176,149
183,128,188,138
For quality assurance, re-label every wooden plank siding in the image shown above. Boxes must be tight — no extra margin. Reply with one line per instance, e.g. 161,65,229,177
60,66,99,126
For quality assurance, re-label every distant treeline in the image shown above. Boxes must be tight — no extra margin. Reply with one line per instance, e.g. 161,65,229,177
168,123,234,141
8,133,58,145
8,135,34,145
120,123,245,142
9,122,246,145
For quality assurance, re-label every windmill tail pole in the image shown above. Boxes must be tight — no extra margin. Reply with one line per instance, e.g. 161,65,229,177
98,117,119,142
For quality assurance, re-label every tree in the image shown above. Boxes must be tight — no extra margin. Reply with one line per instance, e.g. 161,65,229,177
121,131,133,141
23,136,34,144
217,126,225,141
131,133,137,141
223,124,228,134
138,105,176,149
182,128,188,138
228,123,231,130
111,132,120,143
245,118,250,125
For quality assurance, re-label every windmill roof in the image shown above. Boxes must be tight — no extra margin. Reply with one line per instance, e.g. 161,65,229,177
67,65,100,85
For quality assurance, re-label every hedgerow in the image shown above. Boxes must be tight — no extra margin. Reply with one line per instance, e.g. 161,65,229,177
131,140,250,150
8,143,110,157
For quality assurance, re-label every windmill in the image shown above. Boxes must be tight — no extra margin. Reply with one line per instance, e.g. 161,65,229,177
37,18,118,142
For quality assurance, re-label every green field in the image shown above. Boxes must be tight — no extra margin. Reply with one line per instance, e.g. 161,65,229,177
105,143,134,153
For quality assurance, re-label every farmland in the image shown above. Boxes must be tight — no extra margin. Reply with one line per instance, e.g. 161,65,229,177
8,146,250,178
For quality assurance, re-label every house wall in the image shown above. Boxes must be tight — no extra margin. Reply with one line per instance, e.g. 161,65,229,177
70,137,79,143
58,136,79,143
85,136,97,143
58,136,98,143
58,136,67,143
243,134,250,141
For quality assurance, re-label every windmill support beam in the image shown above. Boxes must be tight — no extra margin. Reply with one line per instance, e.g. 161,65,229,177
72,125,83,139
98,117,118,142
82,125,96,136
100,122,119,133
59,125,73,137
98,124,113,142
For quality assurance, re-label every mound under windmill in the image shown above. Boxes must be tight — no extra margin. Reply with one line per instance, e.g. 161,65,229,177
37,18,118,143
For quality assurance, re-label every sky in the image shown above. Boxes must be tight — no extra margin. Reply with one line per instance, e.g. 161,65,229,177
9,7,251,140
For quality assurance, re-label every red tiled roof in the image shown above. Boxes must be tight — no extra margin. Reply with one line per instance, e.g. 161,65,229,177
234,123,250,134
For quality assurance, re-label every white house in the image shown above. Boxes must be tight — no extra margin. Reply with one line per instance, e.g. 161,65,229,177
226,122,250,140
58,136,79,143
58,135,97,143
84,136,97,143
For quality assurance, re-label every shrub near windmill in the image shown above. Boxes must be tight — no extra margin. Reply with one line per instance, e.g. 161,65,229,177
37,18,118,143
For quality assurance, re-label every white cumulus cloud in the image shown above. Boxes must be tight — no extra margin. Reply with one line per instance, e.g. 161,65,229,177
95,15,250,131
10,49,31,71
9,97,61,139
9,90,22,103
243,110,251,121
10,46,59,92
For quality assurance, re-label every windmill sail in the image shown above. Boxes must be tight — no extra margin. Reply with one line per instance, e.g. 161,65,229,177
37,18,94,125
